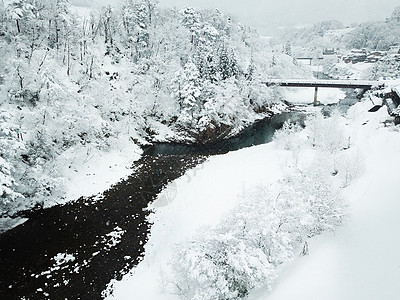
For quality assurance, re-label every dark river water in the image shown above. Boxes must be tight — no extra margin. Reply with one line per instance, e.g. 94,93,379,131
144,112,304,156
0,112,298,299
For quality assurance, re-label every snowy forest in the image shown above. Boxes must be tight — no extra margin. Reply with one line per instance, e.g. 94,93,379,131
0,0,309,216
1,1,400,300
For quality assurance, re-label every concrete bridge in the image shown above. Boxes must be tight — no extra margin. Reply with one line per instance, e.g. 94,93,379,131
296,57,323,65
264,79,385,106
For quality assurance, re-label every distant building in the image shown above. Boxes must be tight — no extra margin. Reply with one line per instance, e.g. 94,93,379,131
323,48,336,55
366,51,384,63
350,48,367,54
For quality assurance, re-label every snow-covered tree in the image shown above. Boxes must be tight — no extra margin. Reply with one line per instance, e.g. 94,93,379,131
274,121,302,150
391,6,400,22
217,44,239,80
305,111,345,153
5,0,36,33
46,0,72,51
0,1,6,29
0,110,24,208
284,41,292,56
0,157,23,206
173,59,202,122
181,6,201,45
172,169,344,298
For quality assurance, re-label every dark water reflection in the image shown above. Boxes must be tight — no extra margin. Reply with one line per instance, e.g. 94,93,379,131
145,112,304,156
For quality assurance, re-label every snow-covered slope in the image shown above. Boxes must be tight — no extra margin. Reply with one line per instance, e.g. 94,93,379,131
105,98,400,299
250,101,400,300
104,142,287,299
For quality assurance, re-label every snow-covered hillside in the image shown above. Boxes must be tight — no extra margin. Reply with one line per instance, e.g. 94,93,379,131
251,101,400,300
1,0,305,220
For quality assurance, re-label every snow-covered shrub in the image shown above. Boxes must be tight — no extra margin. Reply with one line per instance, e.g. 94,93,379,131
303,110,360,184
0,109,25,210
273,121,303,150
173,230,274,300
0,156,24,205
337,149,364,187
305,110,345,153
172,171,345,299
171,110,350,298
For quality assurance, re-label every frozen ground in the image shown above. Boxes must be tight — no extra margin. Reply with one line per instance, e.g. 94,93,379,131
105,96,400,299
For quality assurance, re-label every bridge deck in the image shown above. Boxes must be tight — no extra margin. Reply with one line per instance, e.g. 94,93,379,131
264,79,384,89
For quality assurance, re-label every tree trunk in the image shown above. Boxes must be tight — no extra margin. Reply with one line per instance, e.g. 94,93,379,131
55,20,59,51
16,19,21,33
67,41,71,76
89,56,94,79
17,67,24,90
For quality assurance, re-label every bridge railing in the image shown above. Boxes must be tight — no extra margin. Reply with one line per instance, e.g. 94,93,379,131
263,79,385,89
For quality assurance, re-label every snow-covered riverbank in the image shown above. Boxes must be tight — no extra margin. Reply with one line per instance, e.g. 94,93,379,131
104,140,287,299
104,97,400,299
250,102,400,300
61,138,142,204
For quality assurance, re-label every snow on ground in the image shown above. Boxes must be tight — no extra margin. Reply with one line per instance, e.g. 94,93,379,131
104,142,290,299
60,137,141,204
333,61,374,80
385,79,400,90
248,102,400,299
105,95,399,299
282,87,346,105
69,4,94,19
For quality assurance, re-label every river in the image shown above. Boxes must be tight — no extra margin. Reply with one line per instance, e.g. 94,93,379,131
0,113,297,299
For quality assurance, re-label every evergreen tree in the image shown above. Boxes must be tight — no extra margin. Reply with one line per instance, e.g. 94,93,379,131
218,45,239,80
173,59,202,121
122,0,155,61
284,40,292,56
181,6,201,45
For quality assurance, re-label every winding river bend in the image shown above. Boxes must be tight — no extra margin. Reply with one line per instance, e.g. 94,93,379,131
0,113,296,299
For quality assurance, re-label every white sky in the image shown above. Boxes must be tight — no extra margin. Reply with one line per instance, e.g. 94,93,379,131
73,0,399,34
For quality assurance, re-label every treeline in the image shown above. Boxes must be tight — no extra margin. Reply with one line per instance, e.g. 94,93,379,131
345,7,400,50
272,6,400,57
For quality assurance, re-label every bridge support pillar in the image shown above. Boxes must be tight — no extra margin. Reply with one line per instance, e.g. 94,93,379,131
313,87,318,106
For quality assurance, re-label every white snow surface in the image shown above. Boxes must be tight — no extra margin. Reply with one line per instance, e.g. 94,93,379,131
53,253,76,265
282,87,346,105
249,102,400,300
105,143,287,299
105,98,400,299
61,138,141,204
